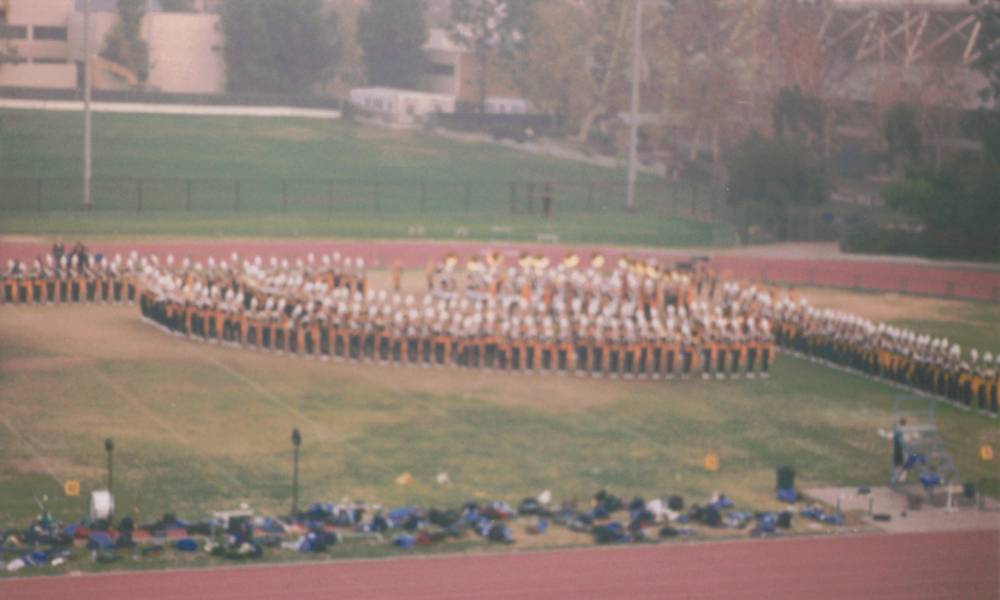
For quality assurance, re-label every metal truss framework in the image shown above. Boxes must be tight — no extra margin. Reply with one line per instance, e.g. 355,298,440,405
819,2,982,68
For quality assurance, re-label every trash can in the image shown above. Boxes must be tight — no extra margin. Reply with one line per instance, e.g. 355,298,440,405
776,466,795,491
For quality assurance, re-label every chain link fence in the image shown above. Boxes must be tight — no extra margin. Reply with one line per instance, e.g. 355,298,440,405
0,176,727,218
0,176,905,245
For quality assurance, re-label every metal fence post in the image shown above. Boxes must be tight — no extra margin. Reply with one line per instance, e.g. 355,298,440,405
136,179,143,213
234,180,240,213
328,180,334,216
281,180,288,214
36,178,43,212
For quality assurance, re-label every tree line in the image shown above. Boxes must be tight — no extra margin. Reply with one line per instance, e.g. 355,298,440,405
93,0,998,257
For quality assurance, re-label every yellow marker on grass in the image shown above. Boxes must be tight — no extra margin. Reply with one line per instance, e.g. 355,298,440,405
704,453,720,472
64,480,80,497
980,444,995,462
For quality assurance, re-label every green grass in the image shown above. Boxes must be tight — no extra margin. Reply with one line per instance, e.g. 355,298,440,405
1,305,996,531
0,212,716,247
0,110,727,246
890,303,1000,354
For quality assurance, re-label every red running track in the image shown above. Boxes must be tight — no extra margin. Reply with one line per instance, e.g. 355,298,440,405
2,530,997,600
2,239,999,301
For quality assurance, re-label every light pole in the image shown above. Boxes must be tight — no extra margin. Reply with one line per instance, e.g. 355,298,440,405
291,428,301,517
83,0,93,210
625,0,642,213
104,437,114,492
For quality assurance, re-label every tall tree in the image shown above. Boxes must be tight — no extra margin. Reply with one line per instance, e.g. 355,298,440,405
573,0,632,144
511,0,591,131
100,0,149,84
883,103,923,173
449,0,533,111
971,0,1000,102
653,0,747,167
875,1,1000,258
357,0,428,89
326,0,366,95
969,0,1000,162
221,0,340,95
726,132,828,243
772,87,825,150
882,162,999,257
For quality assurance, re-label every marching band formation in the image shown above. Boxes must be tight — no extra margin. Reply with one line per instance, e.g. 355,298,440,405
132,250,774,380
1,242,996,416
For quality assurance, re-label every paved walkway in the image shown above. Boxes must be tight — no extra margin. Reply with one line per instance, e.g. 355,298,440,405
808,486,1000,534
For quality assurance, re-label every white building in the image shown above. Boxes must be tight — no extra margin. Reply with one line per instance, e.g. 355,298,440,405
349,86,455,125
347,27,532,125
0,0,224,94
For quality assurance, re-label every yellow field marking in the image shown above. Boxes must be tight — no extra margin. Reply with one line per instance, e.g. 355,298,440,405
704,453,720,472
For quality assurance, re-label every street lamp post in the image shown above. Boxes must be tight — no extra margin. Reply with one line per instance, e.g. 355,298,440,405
104,437,114,493
291,428,302,518
83,0,93,209
625,0,642,213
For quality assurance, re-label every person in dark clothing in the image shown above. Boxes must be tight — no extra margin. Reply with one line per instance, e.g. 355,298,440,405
51,240,65,267
72,242,88,275
542,182,553,218
891,418,907,483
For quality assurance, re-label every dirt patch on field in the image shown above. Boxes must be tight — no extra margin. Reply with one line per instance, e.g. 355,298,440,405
0,456,101,481
788,286,973,323
1,356,97,373
0,304,202,363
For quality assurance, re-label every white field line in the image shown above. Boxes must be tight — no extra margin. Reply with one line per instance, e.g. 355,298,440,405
93,369,246,491
0,414,63,486
196,349,352,446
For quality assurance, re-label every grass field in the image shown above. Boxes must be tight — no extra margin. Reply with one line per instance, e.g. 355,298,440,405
0,212,716,248
0,110,726,246
1,291,997,533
